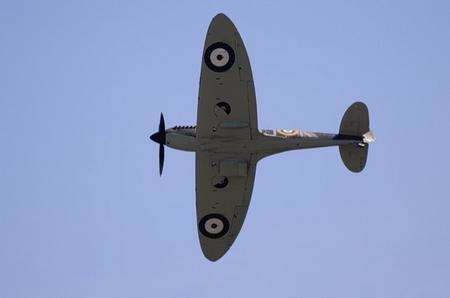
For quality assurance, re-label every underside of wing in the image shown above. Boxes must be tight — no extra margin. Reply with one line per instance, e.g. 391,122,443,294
195,151,257,261
197,14,258,140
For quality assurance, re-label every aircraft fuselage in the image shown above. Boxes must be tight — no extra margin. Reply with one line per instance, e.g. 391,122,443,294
165,127,363,158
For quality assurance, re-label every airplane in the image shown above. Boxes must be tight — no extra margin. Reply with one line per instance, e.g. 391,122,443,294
149,13,375,261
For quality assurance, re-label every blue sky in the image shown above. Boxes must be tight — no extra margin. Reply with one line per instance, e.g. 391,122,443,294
1,1,450,297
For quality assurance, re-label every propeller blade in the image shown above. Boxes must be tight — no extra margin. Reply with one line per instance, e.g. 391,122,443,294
159,143,164,176
159,113,165,131
158,113,166,144
150,113,166,176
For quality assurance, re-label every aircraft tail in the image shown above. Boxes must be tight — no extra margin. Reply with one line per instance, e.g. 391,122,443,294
338,102,374,173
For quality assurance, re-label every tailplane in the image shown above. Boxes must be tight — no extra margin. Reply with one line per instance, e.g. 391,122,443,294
339,102,374,172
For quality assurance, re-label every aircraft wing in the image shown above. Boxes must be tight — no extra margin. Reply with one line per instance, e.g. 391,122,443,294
196,151,257,261
196,13,258,140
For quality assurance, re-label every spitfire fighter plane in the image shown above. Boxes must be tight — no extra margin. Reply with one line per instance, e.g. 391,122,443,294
150,13,375,261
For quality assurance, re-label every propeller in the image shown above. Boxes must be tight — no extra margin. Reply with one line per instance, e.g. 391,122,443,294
150,113,166,175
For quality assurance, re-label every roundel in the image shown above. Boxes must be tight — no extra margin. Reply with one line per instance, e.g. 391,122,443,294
204,42,235,72
276,129,300,138
198,214,230,239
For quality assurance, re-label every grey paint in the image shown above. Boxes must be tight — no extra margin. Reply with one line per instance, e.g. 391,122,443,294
153,13,375,261
339,102,370,172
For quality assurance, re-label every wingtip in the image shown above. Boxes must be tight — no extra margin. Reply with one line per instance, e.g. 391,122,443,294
205,255,221,262
202,250,226,262
213,12,229,19
211,13,233,25
199,237,230,262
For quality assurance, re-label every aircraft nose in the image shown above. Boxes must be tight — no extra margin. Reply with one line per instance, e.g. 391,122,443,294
150,132,163,144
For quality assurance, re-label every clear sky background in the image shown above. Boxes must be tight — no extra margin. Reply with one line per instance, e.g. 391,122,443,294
1,1,450,297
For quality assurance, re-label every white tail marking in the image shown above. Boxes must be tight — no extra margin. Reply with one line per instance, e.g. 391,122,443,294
363,131,375,143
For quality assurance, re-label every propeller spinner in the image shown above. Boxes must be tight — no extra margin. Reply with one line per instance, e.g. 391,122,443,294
150,113,166,175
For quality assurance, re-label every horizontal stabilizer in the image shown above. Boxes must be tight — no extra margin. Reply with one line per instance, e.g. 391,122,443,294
339,102,372,173
339,144,368,172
